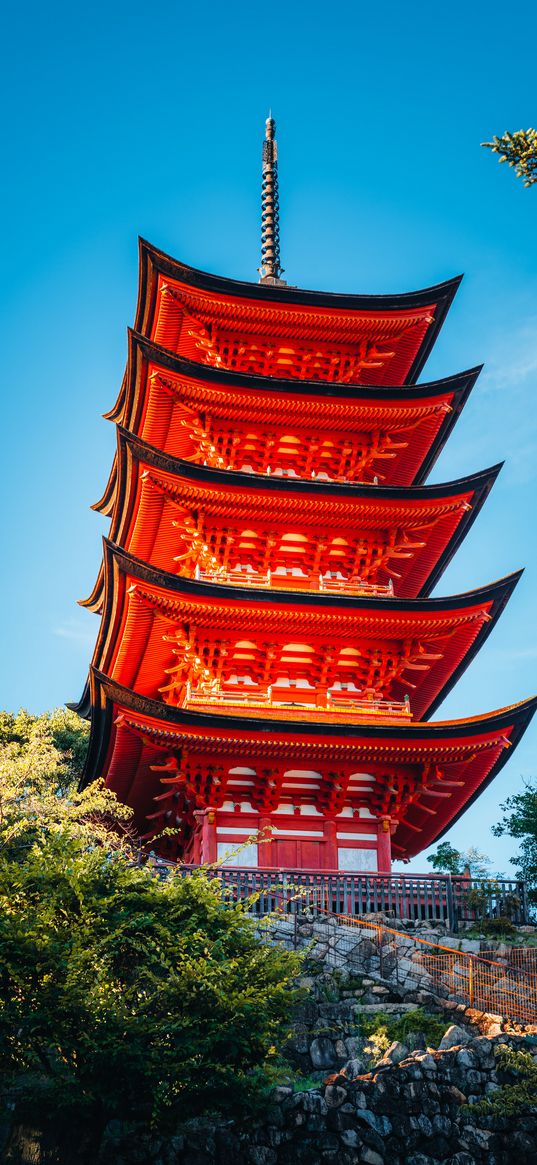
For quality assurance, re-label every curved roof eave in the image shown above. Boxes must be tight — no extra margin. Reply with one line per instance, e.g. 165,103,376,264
79,669,537,799
103,536,522,618
116,425,502,506
94,539,521,722
103,427,502,600
137,237,463,313
126,327,480,405
135,239,463,384
89,667,537,741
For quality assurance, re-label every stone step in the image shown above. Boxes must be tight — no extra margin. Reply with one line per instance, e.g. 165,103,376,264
355,1003,417,1014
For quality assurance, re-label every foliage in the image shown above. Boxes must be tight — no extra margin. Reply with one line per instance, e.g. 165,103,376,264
358,1007,447,1058
478,917,517,939
482,129,537,187
0,707,131,856
427,842,493,878
465,1045,537,1116
0,709,303,1140
492,780,537,906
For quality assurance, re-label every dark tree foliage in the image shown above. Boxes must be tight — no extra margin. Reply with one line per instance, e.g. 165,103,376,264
492,780,537,906
0,710,302,1143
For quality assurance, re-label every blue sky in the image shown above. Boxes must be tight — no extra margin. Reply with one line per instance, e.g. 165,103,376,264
2,0,537,874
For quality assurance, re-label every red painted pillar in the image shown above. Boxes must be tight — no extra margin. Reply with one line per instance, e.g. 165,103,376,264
377,819,392,873
201,809,217,864
258,816,273,867
192,828,202,865
324,819,338,871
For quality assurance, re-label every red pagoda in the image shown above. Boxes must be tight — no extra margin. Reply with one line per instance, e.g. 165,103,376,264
76,117,536,874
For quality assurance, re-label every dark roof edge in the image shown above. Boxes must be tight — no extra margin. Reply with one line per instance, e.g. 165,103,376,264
89,666,537,741
127,327,480,403
137,237,463,313
116,425,503,504
102,536,522,616
430,699,537,845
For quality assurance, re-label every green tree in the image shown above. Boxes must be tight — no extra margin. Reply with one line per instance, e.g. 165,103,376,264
0,710,302,1154
492,780,537,906
427,841,493,877
482,129,537,187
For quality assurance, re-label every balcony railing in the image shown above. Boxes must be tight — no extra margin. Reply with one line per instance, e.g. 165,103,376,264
195,564,394,598
183,681,411,721
157,865,528,932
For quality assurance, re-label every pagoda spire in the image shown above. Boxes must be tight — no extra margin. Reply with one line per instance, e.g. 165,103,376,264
259,114,286,285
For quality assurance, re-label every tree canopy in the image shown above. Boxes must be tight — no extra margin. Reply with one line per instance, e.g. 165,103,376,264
427,841,493,877
0,709,302,1152
482,129,537,187
492,781,537,906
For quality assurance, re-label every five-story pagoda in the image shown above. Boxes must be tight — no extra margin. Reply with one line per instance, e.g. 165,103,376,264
75,117,536,873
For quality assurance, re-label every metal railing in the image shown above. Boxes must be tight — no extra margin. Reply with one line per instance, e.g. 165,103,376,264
168,865,528,931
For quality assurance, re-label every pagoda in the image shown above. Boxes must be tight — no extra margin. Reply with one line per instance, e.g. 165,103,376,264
75,117,536,873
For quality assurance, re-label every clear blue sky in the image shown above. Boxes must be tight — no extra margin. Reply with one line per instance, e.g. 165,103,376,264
2,0,537,874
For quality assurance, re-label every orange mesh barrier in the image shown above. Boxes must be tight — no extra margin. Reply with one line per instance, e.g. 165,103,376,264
298,896,537,1026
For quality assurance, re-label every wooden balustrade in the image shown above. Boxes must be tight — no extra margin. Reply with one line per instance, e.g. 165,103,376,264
161,866,528,932
196,564,394,598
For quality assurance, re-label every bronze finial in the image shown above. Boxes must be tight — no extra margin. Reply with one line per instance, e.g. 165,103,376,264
259,115,286,285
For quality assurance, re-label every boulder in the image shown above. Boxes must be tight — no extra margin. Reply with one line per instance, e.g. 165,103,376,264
438,1024,471,1050
310,1037,337,1070
343,1057,367,1078
382,1040,409,1065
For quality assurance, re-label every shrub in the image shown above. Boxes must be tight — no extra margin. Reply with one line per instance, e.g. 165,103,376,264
466,1045,537,1116
0,710,303,1143
358,1007,447,1057
479,917,517,938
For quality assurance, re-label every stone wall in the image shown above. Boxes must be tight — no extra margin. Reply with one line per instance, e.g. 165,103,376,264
93,1025,537,1165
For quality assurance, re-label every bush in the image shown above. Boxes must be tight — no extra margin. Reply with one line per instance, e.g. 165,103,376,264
358,1007,447,1057
466,1045,537,1116
479,917,517,939
0,710,303,1144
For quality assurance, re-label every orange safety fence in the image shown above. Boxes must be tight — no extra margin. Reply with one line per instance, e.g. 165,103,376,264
295,895,537,1026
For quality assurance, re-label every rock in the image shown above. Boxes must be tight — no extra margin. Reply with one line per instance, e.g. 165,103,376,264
432,1114,452,1136
324,1084,347,1108
460,1126,494,1152
381,1040,409,1065
460,939,481,952
480,1012,503,1037
310,1037,337,1069
438,1024,471,1049
247,1149,277,1165
301,1091,328,1116
445,1084,467,1104
271,1086,293,1103
343,1057,367,1078
340,1129,361,1148
359,1149,384,1165
416,1113,433,1137
355,1110,392,1137
455,1047,476,1069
